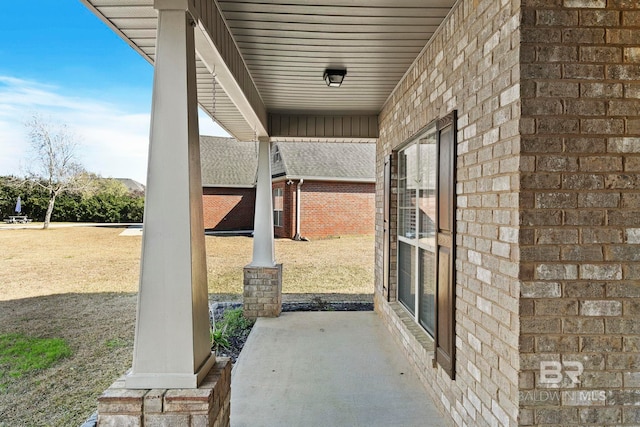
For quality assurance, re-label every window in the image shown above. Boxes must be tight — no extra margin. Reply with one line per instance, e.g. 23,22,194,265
397,125,438,335
273,187,283,227
395,111,456,378
273,146,281,163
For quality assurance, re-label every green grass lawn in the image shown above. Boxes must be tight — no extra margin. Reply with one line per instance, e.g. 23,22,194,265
0,334,71,379
0,226,374,426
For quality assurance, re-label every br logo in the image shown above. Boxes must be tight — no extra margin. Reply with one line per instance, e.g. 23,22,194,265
540,361,583,385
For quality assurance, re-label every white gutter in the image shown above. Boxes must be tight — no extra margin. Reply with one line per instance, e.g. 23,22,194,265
202,184,255,189
272,176,375,184
293,179,306,241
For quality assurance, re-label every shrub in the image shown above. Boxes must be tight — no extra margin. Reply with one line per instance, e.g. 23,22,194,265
210,308,254,353
220,308,254,336
0,176,144,222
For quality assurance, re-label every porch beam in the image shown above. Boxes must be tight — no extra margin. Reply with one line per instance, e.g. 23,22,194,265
125,0,214,389
191,0,268,138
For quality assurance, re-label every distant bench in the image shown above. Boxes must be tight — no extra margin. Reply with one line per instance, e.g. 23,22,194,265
3,216,32,224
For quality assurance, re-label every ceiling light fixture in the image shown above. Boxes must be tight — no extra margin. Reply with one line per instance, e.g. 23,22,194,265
323,69,346,87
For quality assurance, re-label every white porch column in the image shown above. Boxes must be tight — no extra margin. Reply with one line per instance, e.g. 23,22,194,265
251,137,276,267
125,0,215,389
244,137,280,319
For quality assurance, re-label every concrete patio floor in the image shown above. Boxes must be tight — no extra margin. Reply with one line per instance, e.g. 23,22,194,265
231,311,447,427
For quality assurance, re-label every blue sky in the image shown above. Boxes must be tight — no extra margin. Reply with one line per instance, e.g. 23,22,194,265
0,1,227,184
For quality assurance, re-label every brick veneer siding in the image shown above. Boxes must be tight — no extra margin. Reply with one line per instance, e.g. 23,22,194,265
376,0,522,426
202,187,255,231
243,264,283,319
97,359,231,426
203,181,374,238
274,180,375,239
299,181,375,239
376,0,640,426
519,2,640,425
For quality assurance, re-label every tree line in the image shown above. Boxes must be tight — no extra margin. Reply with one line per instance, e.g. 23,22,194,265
1,176,144,223
7,113,146,227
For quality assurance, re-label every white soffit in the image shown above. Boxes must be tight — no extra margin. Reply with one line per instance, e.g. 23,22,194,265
82,0,259,141
216,0,455,115
81,0,455,139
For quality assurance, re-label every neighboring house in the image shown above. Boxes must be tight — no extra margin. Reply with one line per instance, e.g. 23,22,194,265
114,178,145,194
271,141,375,239
199,136,375,238
200,136,257,231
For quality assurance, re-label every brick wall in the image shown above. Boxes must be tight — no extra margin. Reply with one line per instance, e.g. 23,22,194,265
376,0,522,426
519,1,640,425
376,0,639,426
202,187,255,231
97,359,231,426
204,181,373,238
274,180,374,239
298,181,375,239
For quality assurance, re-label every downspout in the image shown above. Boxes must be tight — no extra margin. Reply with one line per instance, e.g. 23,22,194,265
293,179,307,241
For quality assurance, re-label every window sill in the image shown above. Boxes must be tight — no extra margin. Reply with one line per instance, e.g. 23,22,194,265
389,301,434,352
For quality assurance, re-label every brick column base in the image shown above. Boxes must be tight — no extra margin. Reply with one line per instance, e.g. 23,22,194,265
243,264,283,319
97,358,231,427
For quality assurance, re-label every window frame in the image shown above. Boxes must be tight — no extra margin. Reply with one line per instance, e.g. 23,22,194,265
396,123,438,334
273,187,284,227
393,111,457,379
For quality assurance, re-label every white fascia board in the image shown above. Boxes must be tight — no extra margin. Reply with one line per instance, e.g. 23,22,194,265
271,175,375,184
270,136,378,144
202,184,256,189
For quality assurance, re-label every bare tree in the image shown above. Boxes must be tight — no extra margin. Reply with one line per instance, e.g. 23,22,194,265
24,114,86,229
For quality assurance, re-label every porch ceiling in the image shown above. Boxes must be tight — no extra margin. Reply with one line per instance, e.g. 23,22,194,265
81,0,455,140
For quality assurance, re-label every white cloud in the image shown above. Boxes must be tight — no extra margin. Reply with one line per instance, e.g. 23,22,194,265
0,76,229,184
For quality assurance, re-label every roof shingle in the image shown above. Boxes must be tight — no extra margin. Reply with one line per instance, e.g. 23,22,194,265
200,137,376,187
200,136,258,187
272,141,375,181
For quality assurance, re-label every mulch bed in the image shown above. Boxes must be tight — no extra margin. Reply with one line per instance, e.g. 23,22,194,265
211,297,373,363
